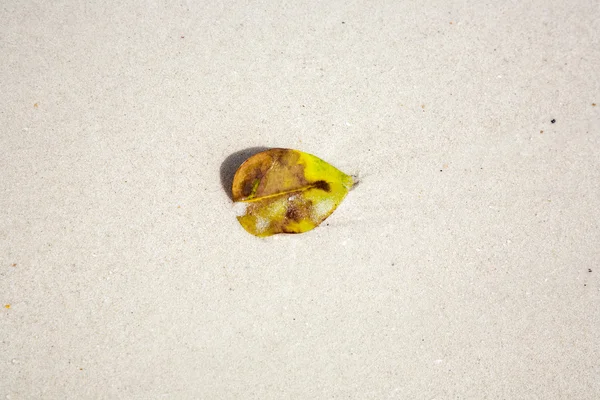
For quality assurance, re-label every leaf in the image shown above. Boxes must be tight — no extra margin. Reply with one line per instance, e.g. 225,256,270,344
232,148,354,237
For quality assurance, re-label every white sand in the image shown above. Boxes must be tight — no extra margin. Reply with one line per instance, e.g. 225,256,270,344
1,0,599,398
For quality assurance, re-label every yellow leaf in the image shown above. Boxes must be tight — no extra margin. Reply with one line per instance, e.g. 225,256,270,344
232,148,354,237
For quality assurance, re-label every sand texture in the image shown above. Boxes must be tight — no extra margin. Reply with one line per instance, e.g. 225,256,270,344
1,0,599,398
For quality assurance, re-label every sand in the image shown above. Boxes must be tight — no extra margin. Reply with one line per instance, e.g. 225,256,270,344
1,0,599,398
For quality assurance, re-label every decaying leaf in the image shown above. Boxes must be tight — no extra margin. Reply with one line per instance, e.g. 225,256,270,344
232,148,354,237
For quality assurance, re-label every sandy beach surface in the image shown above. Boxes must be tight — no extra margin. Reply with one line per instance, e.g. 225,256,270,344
1,0,599,398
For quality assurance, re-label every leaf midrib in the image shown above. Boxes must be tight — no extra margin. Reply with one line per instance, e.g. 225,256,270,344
236,183,327,203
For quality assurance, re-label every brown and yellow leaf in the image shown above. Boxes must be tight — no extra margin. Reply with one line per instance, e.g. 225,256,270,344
232,148,354,237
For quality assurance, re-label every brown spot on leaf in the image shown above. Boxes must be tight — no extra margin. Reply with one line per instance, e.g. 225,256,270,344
284,196,312,224
286,206,301,221
242,177,261,198
313,180,330,192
